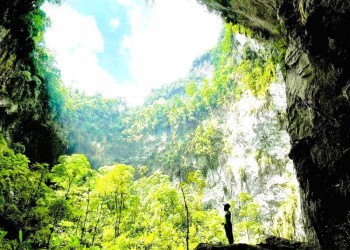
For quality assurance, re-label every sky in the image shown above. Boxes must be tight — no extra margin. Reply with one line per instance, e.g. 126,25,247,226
43,0,222,106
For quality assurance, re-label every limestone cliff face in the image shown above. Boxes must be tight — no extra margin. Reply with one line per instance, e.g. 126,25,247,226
203,74,305,242
0,0,65,164
199,0,350,248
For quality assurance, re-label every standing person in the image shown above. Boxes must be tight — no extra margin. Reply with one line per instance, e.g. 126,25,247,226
222,203,234,244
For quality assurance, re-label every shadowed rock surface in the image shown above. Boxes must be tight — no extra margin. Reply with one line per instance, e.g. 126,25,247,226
195,235,319,250
198,0,350,248
0,0,65,164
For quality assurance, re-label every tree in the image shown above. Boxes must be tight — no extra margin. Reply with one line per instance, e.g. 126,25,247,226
95,164,135,238
187,120,226,176
47,198,70,248
234,192,264,244
0,135,34,239
51,154,91,200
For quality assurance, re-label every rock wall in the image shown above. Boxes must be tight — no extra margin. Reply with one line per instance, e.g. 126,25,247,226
203,76,305,242
199,0,350,248
283,2,350,248
0,0,65,164
195,235,319,250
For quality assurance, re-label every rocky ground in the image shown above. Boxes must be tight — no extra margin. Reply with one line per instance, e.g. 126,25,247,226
194,235,320,250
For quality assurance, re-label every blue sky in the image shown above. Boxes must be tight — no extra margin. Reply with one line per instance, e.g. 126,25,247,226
43,0,222,105
63,0,133,82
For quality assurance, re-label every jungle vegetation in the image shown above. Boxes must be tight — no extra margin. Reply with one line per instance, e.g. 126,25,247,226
0,0,294,249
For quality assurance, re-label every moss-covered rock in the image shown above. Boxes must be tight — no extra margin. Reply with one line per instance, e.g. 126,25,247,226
0,0,65,164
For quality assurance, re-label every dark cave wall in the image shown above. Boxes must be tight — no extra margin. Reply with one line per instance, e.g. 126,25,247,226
0,0,65,165
283,1,350,249
199,0,350,249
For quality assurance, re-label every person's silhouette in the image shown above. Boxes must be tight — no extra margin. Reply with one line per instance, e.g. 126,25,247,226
222,203,234,244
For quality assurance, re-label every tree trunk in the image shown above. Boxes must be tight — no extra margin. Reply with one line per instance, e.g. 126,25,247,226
92,195,105,246
180,186,190,250
47,219,57,249
116,193,124,237
80,187,91,243
24,171,45,229
65,177,73,200
113,192,124,238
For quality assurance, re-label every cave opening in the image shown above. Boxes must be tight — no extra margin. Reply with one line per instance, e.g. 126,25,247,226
3,0,350,249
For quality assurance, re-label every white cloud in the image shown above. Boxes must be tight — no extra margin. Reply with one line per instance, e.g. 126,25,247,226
109,18,120,31
44,4,104,53
120,0,222,90
43,3,129,100
42,0,222,106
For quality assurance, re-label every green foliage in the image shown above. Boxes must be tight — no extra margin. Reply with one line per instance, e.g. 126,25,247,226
0,0,66,165
45,21,279,183
0,135,52,247
57,89,130,167
48,198,70,222
233,192,264,244
0,142,31,225
187,120,226,176
0,132,228,249
236,44,276,98
47,198,71,248
232,24,252,37
0,135,7,152
0,1,289,247
270,177,299,240
0,231,7,241
51,154,90,199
